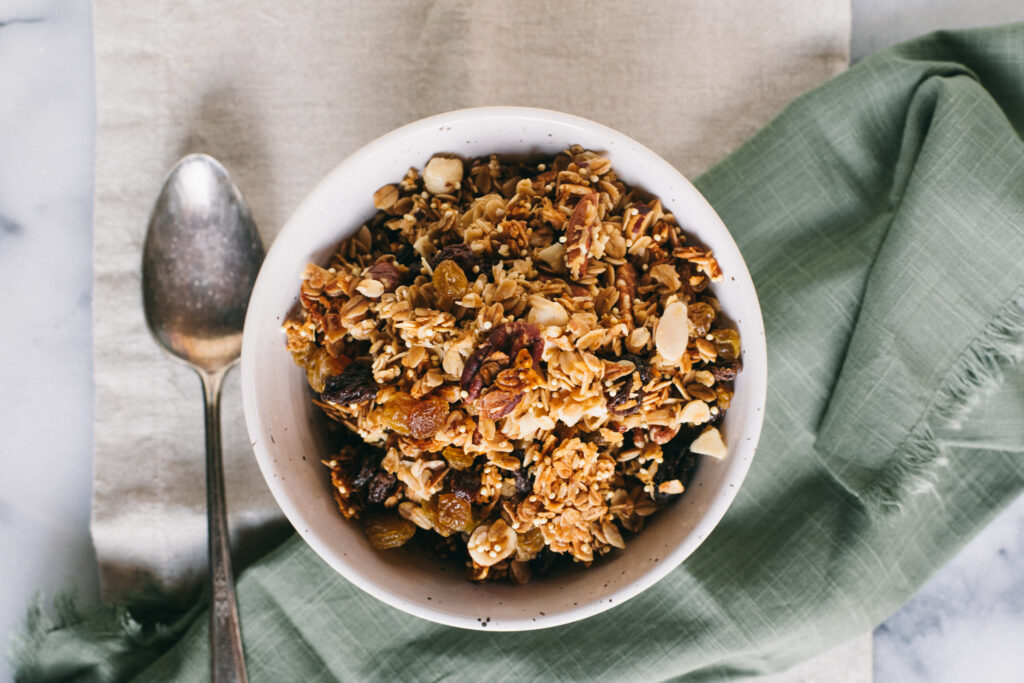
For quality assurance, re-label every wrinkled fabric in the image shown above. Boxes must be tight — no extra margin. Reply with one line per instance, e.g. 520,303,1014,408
88,0,849,603
17,22,1024,683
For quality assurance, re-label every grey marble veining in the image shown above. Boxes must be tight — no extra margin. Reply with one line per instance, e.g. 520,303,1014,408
0,214,22,235
0,18,43,28
0,1,1021,682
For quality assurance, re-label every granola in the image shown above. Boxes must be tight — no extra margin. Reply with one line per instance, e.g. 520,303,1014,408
284,146,742,582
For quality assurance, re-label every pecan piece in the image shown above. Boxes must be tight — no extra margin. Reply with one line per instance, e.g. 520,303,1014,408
495,348,544,393
564,192,598,279
615,262,638,328
650,425,680,445
624,202,653,241
321,362,377,405
462,354,508,403
461,322,543,401
477,389,525,420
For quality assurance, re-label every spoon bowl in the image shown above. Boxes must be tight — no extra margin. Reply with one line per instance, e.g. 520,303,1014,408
143,154,264,373
142,153,263,682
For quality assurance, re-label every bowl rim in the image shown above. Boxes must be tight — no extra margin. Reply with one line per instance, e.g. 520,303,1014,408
240,105,767,631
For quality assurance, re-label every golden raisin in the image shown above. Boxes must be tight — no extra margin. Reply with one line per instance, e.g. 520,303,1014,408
442,446,475,470
715,384,733,411
687,302,717,338
432,259,468,301
709,328,741,361
380,392,449,440
363,514,415,549
434,493,473,535
517,527,545,554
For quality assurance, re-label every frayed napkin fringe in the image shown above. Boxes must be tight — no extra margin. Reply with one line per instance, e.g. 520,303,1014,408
872,290,1024,509
9,590,196,682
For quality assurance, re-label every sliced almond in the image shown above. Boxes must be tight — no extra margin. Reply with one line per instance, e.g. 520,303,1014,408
690,425,727,459
372,184,399,210
679,399,711,425
686,383,717,402
526,295,569,327
693,370,716,387
626,326,651,353
601,519,626,549
657,479,685,495
442,347,464,378
655,300,688,362
355,278,384,299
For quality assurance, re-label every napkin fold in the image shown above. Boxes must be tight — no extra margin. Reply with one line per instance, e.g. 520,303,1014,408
15,23,1024,683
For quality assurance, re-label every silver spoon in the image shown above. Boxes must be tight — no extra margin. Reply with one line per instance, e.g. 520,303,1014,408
142,154,263,683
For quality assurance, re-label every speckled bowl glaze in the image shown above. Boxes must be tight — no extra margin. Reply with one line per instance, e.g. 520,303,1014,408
240,107,767,631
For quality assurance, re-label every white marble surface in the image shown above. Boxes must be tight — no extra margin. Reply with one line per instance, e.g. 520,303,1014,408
0,1,96,681
874,496,1024,682
0,1,1021,682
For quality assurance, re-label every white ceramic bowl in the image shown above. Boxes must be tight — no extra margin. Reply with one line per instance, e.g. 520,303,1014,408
240,106,766,631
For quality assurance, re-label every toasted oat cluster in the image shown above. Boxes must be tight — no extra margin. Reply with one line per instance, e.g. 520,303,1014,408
283,146,741,583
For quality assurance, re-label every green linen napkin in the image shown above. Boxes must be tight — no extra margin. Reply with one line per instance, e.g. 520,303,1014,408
14,24,1024,682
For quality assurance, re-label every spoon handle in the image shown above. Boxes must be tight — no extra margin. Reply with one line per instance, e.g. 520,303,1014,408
201,367,249,683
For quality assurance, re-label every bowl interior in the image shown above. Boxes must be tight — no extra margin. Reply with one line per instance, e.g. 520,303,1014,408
241,107,766,630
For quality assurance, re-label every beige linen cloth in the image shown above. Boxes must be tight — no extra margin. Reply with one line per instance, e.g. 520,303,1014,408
93,1,859,676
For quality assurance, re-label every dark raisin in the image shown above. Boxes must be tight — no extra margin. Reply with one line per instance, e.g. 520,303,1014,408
366,471,398,504
512,466,533,496
531,546,569,576
395,243,417,265
652,429,701,503
321,362,377,405
449,468,482,502
711,361,742,382
620,353,652,383
428,243,477,273
606,373,643,416
394,244,422,279
604,353,652,417
350,449,379,489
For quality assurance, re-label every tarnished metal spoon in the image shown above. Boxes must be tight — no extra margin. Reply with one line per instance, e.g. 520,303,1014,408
142,154,263,683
